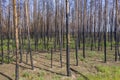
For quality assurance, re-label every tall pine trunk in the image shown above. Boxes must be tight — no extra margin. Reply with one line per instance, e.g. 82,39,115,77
13,0,19,80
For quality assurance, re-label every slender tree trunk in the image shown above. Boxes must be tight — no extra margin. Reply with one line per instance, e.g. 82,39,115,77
25,0,34,70
66,0,71,76
7,2,11,63
115,0,118,61
83,0,87,58
75,0,79,66
104,0,108,63
13,0,19,80
17,0,22,63
0,0,4,64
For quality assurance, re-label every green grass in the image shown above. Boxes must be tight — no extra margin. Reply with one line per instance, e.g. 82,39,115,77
77,65,120,80
79,57,85,61
0,37,117,51
37,70,45,77
37,70,45,80
21,70,46,80
22,72,30,78
52,74,61,80
20,65,120,80
87,51,96,57
0,56,14,63
45,53,51,60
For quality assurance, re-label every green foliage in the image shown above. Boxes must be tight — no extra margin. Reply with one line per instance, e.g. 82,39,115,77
95,65,111,73
45,53,51,60
21,70,46,80
52,75,61,80
70,42,75,49
87,51,96,57
79,56,85,61
37,70,46,80
77,65,120,80
38,77,44,80
77,76,87,80
22,72,30,78
89,65,120,80
0,38,117,52
0,56,14,63
37,70,45,77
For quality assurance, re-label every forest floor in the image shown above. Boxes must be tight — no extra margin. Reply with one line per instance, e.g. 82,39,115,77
0,48,120,80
